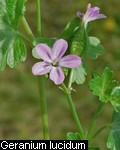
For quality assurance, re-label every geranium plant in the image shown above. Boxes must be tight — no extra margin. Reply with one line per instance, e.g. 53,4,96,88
0,1,120,150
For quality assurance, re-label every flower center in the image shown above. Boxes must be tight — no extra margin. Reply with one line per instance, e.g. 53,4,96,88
51,59,58,67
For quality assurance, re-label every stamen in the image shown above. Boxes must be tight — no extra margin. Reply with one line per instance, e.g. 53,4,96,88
51,59,58,66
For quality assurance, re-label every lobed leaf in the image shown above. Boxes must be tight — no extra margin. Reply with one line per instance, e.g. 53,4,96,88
89,67,117,102
0,0,27,70
89,67,120,111
85,37,105,59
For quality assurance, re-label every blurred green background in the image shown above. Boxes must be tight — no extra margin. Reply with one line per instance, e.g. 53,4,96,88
0,0,120,149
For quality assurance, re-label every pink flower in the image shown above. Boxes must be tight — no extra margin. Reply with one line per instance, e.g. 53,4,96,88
32,39,81,85
77,3,106,28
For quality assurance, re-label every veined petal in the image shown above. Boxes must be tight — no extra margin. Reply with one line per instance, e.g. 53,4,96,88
50,67,65,85
35,44,52,62
59,55,81,68
32,61,52,75
51,39,68,60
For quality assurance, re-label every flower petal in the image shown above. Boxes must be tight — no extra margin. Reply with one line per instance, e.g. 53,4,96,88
84,7,100,23
59,55,81,68
50,67,65,85
51,39,68,60
86,13,106,23
96,14,107,19
35,44,52,62
32,61,52,75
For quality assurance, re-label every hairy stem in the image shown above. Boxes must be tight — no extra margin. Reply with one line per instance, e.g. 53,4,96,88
61,83,85,139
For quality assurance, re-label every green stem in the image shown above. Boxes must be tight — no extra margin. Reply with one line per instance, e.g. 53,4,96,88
20,17,34,42
36,0,50,140
38,76,50,140
87,103,104,139
61,83,85,139
68,69,74,89
36,0,41,35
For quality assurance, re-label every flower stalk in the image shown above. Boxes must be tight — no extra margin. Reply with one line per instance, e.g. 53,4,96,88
61,83,85,139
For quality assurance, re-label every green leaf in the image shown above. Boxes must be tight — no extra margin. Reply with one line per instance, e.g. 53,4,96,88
33,37,56,47
60,17,80,41
89,147,100,150
85,37,105,59
67,132,81,140
72,62,87,84
89,67,120,111
70,27,90,56
0,0,27,70
111,86,120,112
107,107,120,150
89,68,120,112
89,67,117,103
